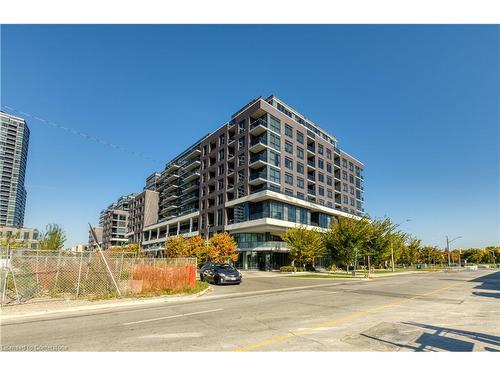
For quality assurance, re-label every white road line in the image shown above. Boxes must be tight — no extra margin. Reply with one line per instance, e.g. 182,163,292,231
122,308,224,326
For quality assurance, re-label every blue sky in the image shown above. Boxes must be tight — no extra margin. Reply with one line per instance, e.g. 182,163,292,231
1,25,498,249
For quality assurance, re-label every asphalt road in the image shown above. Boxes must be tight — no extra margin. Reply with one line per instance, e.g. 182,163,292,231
1,270,499,351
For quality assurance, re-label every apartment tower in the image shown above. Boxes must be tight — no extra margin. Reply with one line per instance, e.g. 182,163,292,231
0,112,30,227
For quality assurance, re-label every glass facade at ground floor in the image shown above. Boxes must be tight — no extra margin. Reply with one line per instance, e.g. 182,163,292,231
235,250,290,271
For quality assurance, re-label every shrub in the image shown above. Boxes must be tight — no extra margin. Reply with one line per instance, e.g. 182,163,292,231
279,266,305,272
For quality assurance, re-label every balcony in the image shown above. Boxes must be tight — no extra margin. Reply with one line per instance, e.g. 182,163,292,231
165,163,180,173
163,184,178,194
183,169,200,183
307,159,316,170
307,188,316,196
307,145,315,155
249,118,268,136
164,173,180,184
164,193,179,203
185,148,201,160
182,182,199,194
307,173,315,182
249,136,268,153
249,152,268,169
249,170,267,186
183,193,199,204
184,159,201,171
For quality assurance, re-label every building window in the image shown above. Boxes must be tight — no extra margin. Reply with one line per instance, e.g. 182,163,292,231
238,137,245,149
285,124,293,137
238,154,245,167
327,176,333,186
269,150,280,167
297,192,304,199
350,197,355,206
318,172,324,183
318,144,324,155
285,188,294,196
326,162,332,173
218,180,224,190
349,162,354,172
343,195,349,204
297,162,304,174
318,158,324,169
349,174,354,184
285,140,293,154
239,119,246,132
269,168,281,184
327,189,333,198
350,186,355,195
343,183,348,192
326,148,332,160
296,146,304,159
342,171,348,180
319,186,325,196
285,157,293,170
219,134,225,145
238,170,245,182
296,131,304,144
218,164,225,176
269,133,281,151
217,194,224,205
297,177,304,188
219,149,225,161
342,158,347,168
285,173,293,185
269,115,281,134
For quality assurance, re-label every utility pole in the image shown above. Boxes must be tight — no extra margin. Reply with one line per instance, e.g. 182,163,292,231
391,219,412,272
446,235,462,267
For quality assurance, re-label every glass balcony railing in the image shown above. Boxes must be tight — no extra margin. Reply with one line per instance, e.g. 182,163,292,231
250,136,268,147
250,152,268,164
250,170,267,181
250,118,268,130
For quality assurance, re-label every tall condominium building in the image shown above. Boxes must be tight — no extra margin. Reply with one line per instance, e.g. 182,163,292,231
99,194,135,249
139,96,365,270
0,112,30,227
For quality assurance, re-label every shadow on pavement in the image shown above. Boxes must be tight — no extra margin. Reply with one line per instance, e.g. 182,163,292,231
469,271,500,300
360,322,500,352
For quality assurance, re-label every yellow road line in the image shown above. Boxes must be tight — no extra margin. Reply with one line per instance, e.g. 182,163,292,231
234,282,462,352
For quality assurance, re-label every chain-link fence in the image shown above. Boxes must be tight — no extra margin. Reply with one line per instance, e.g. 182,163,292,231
0,248,197,305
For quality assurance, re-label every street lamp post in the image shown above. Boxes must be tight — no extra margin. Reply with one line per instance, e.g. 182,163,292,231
391,219,412,272
446,235,462,267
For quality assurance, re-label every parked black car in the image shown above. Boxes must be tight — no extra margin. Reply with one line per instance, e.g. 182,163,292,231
199,263,242,285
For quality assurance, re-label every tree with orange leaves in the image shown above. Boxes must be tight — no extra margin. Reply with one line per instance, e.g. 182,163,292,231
208,232,238,263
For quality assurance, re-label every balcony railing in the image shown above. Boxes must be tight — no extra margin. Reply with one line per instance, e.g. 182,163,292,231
307,188,316,195
250,136,268,147
250,170,267,181
250,152,268,164
250,118,268,130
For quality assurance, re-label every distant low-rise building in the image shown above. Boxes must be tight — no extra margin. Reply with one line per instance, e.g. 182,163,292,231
0,226,40,249
88,225,103,250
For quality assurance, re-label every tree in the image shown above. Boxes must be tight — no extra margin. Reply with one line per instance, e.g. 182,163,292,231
164,236,190,258
399,237,422,265
208,232,238,263
324,216,372,270
187,235,212,266
282,226,325,269
39,224,66,251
